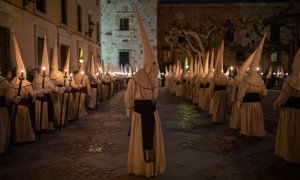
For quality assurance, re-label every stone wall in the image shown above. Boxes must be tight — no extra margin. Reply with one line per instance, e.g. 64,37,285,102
101,0,157,71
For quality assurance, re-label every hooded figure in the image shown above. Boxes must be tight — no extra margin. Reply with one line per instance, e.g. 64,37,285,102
0,73,20,154
10,35,39,143
125,7,165,177
230,50,256,131
73,50,92,118
86,54,98,110
202,48,215,111
33,36,65,131
209,40,231,123
274,48,300,163
237,33,268,138
197,51,208,108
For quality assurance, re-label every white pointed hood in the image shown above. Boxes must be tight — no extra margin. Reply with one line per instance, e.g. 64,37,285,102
235,50,256,82
203,51,209,76
285,48,300,90
50,39,63,80
41,35,50,76
244,33,267,86
12,34,26,79
215,40,224,74
266,66,272,79
132,6,158,89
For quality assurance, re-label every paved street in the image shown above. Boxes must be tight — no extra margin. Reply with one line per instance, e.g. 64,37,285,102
0,88,300,180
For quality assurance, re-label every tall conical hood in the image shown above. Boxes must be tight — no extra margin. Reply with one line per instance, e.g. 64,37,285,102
41,35,50,76
134,6,158,85
50,39,62,79
204,51,209,75
209,48,215,73
285,48,300,91
244,33,267,86
267,66,272,78
248,33,267,75
63,48,71,72
292,48,300,73
238,50,256,77
198,55,204,76
12,34,26,79
215,40,224,74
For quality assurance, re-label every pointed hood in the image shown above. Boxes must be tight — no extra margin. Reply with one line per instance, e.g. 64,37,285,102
41,35,50,76
235,50,256,81
266,66,272,79
215,40,224,74
204,51,209,76
198,55,204,77
50,39,63,79
12,34,26,79
285,48,300,91
244,33,267,86
132,6,158,89
205,48,215,80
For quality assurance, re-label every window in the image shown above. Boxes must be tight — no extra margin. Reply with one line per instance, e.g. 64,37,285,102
77,5,82,32
37,37,44,68
119,51,129,66
61,0,68,25
36,0,46,13
97,22,99,42
120,18,129,31
0,27,11,69
60,45,69,70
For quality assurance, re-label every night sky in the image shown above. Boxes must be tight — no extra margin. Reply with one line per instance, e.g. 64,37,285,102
160,0,290,3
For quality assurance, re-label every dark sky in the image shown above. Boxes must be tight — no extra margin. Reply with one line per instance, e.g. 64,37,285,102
160,0,289,3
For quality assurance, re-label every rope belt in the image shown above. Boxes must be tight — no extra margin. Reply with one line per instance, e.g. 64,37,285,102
283,97,300,109
243,93,261,102
133,99,156,150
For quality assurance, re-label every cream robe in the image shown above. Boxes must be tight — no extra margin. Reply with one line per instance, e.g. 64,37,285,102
230,79,242,129
192,76,198,104
51,74,80,125
197,77,205,109
275,77,300,163
33,76,62,130
209,75,230,123
202,77,212,111
237,78,267,137
74,74,91,117
125,78,165,177
0,77,14,154
10,77,35,143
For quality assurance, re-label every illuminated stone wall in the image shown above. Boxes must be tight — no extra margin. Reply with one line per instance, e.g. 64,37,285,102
101,0,157,71
0,0,100,72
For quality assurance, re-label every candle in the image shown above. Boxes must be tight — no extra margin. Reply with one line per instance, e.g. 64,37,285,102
42,66,46,77
80,71,84,85
20,69,24,78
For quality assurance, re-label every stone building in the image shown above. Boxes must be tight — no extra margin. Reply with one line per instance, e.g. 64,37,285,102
157,2,300,74
0,0,100,73
101,0,157,71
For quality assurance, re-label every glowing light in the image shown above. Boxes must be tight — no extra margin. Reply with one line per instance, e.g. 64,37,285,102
286,73,288,76
81,71,84,75
256,67,260,71
230,66,233,70
261,72,264,75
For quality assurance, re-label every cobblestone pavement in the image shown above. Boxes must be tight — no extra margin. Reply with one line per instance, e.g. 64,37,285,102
1,88,300,180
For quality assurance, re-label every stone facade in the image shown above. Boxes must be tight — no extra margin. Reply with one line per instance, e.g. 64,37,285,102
158,2,300,73
101,0,157,71
0,0,100,73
